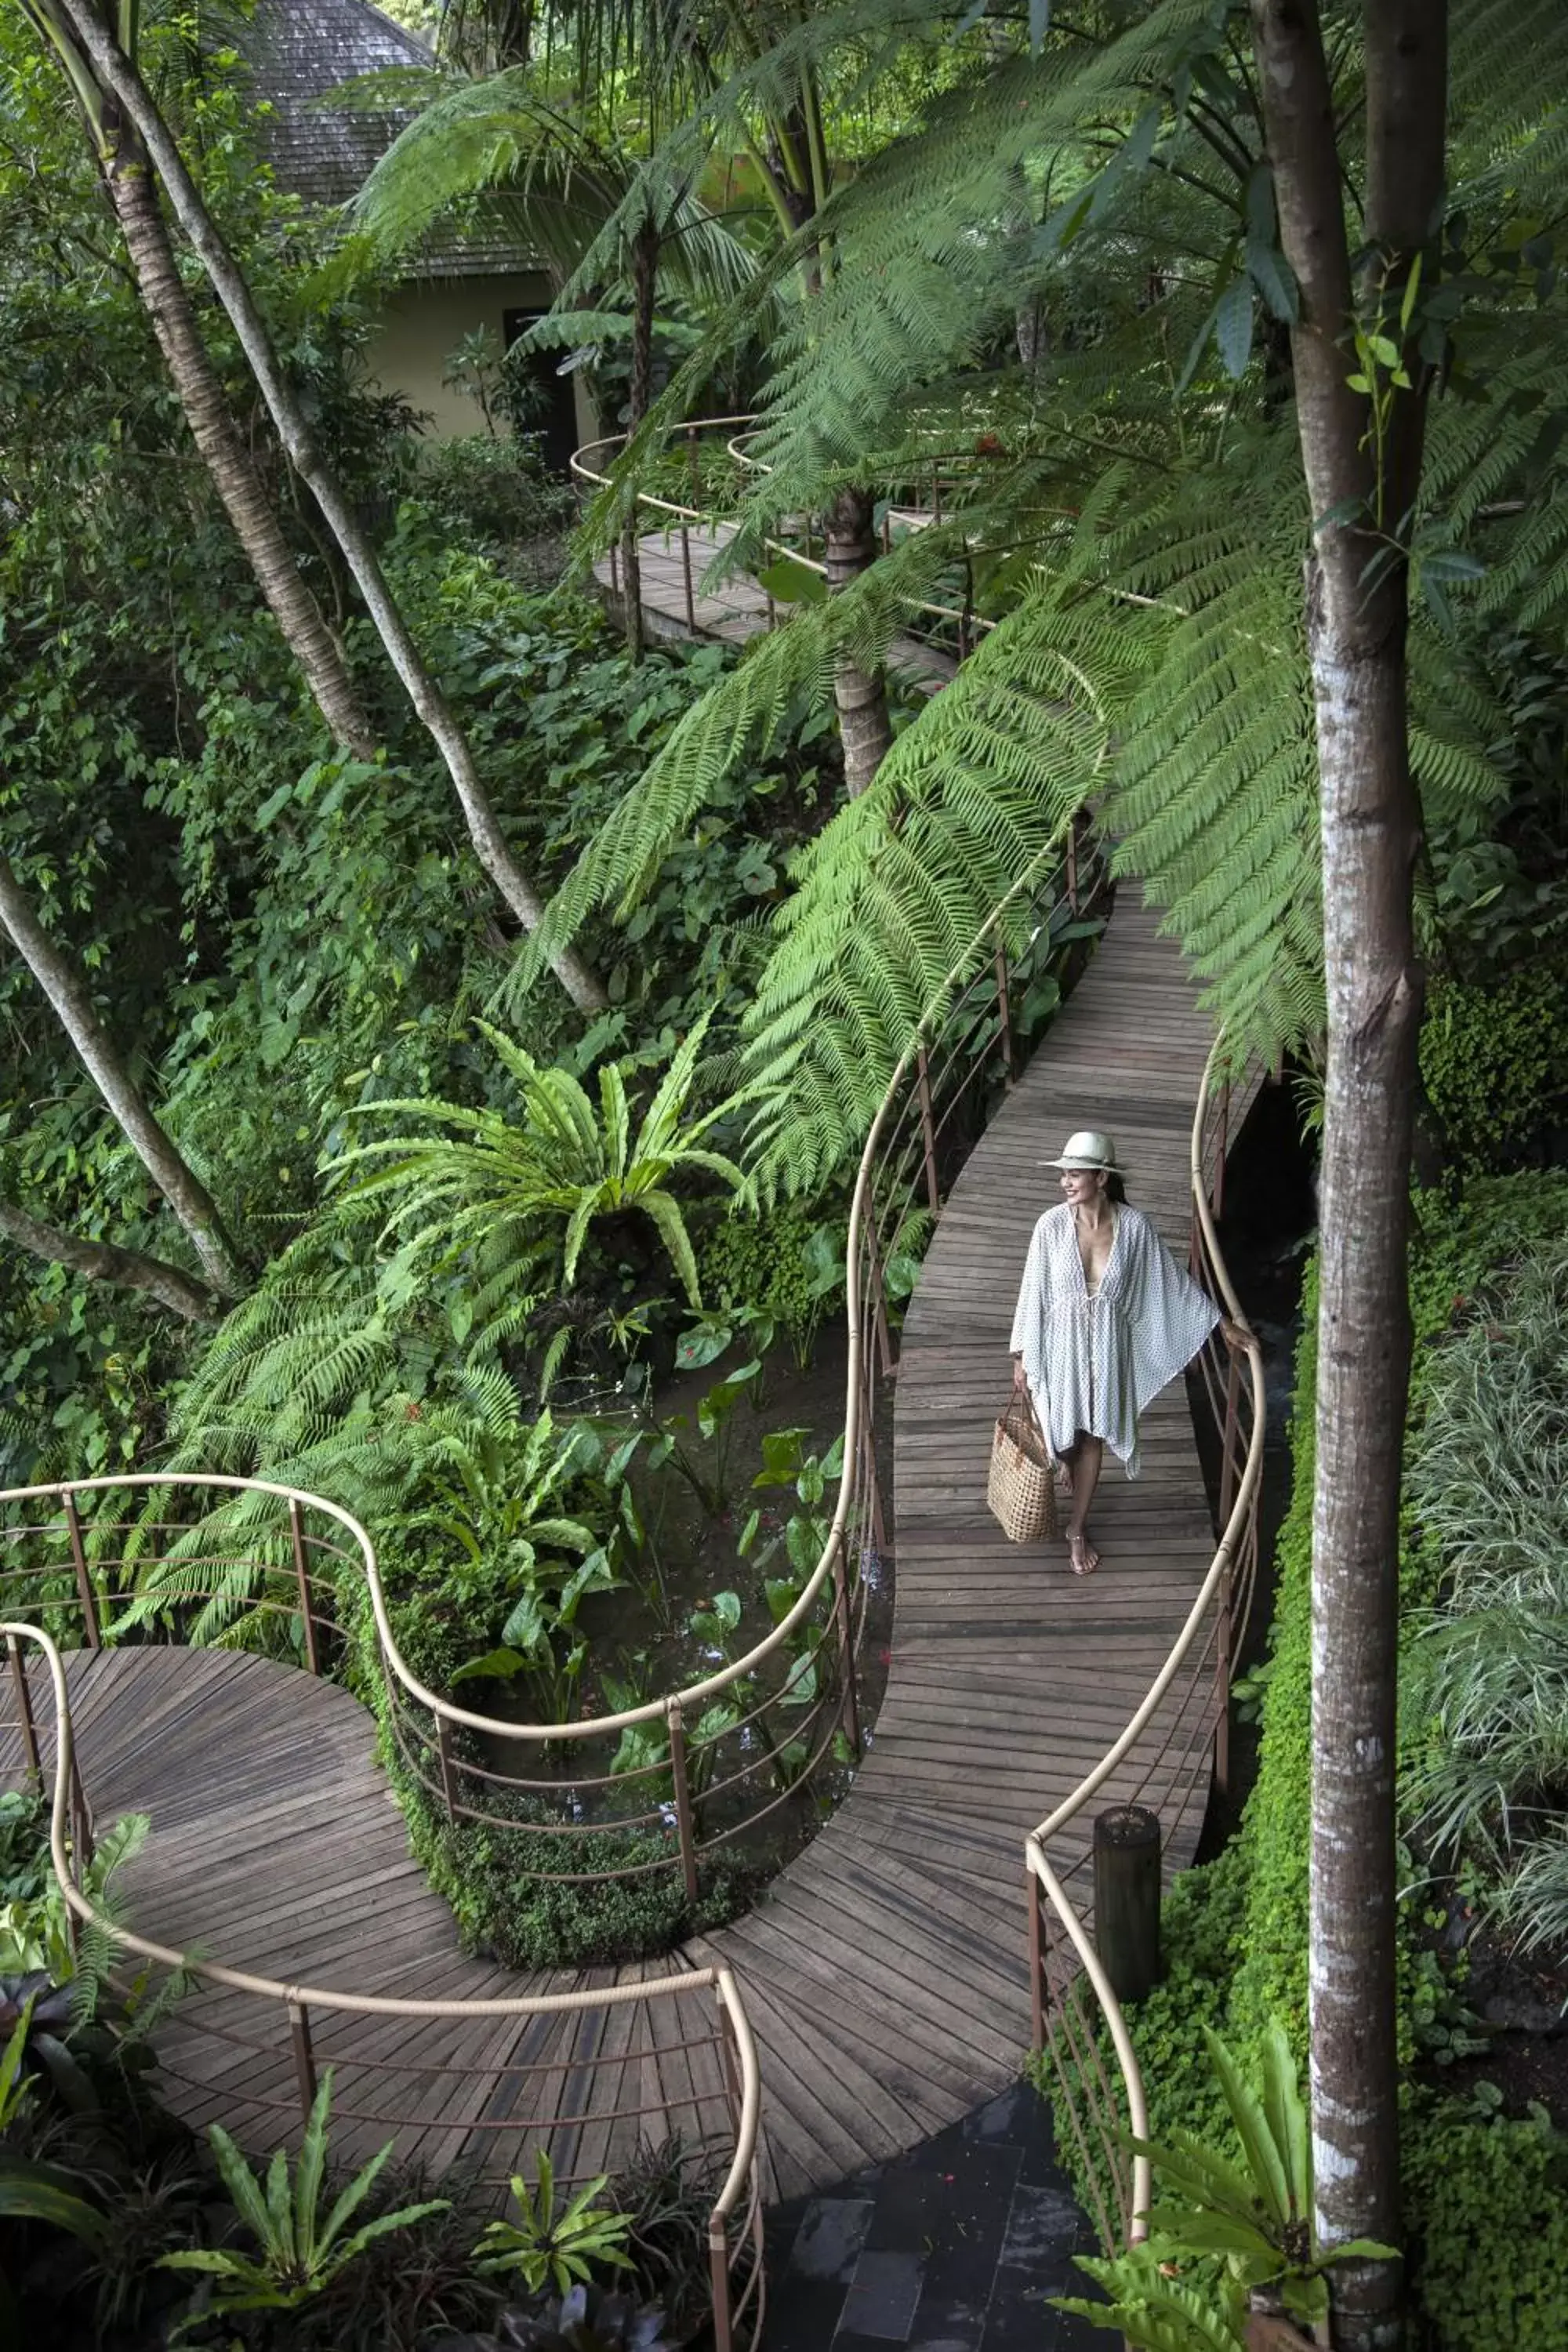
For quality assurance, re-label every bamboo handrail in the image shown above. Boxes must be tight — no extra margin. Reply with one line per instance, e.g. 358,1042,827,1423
1025,1035,1266,2245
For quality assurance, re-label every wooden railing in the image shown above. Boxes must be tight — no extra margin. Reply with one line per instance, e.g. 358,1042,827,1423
0,1592,765,2350
1023,1042,1265,2250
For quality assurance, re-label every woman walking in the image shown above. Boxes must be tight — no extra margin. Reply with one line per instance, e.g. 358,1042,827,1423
1009,1130,1245,1576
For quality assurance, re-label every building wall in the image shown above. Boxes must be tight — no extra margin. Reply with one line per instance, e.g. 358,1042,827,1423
364,271,600,459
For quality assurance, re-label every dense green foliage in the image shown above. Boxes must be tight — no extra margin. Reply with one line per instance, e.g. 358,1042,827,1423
1033,1167,1568,2348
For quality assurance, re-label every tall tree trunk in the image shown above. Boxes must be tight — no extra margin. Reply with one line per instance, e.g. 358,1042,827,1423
0,1199,218,1322
0,856,245,1299
60,0,607,1016
1249,5,1446,2347
822,486,894,797
619,212,661,662
99,124,377,761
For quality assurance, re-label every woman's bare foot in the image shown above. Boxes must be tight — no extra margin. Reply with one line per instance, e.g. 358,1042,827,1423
1068,1529,1100,1577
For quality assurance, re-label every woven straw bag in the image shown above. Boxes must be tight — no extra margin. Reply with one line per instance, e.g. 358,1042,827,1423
988,1388,1059,1544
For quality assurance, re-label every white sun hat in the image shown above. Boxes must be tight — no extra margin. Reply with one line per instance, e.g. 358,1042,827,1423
1043,1129,1121,1171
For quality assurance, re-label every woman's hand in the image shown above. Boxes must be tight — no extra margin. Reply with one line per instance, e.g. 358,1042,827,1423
1221,1318,1256,1352
1011,1354,1028,1390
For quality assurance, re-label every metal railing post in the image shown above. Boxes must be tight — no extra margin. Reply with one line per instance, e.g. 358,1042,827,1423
435,1712,459,1820
1214,1077,1232,1220
62,1490,100,1649
1027,1865,1046,2050
289,1500,321,1677
993,929,1014,1085
289,1998,318,2120
1214,1566,1232,1797
1065,819,1080,917
831,1536,862,1759
681,523,696,630
863,1212,896,1380
1218,1342,1243,1532
5,1634,41,1784
667,1700,700,1903
709,2219,733,2352
916,1044,940,1214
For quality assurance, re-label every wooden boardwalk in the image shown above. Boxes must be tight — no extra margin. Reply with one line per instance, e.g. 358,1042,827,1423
2,897,1227,2205
594,519,959,694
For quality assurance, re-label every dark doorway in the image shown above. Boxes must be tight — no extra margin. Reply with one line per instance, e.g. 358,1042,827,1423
502,309,580,474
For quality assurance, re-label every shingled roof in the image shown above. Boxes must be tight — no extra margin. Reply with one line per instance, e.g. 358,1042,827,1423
240,0,543,279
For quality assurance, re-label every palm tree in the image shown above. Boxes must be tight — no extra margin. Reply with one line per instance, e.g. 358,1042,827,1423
342,19,759,658
20,0,376,759
47,0,608,1012
508,16,1568,2328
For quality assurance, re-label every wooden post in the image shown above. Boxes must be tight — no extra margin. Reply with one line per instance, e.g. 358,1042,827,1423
1065,820,1080,917
289,1500,321,1677
1027,1865,1046,2049
687,423,700,505
62,1490,100,1650
931,463,942,524
667,1700,700,1903
1093,1805,1161,2004
916,1044,940,1214
289,1999,318,2120
681,524,696,631
6,1635,40,1784
764,590,776,631
993,930,1014,1084
830,1537,862,1759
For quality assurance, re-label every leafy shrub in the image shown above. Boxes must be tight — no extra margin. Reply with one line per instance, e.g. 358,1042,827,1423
1403,1238,1568,1950
1420,964,1568,1173
695,1199,848,1366
1403,2107,1568,2352
1032,1172,1568,2349
412,433,574,559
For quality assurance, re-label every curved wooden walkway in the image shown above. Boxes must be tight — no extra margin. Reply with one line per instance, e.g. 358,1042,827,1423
3,897,1225,2205
595,520,959,693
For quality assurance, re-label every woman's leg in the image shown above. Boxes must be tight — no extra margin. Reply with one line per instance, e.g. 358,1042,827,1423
1065,1433,1104,1574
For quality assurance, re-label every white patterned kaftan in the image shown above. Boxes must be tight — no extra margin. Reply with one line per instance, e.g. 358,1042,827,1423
1007,1202,1219,1478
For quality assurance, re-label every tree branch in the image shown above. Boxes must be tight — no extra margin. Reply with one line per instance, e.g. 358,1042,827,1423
0,1198,219,1321
0,851,245,1297
55,0,607,1016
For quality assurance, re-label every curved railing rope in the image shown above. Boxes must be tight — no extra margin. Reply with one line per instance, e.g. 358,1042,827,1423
1024,1037,1266,2250
1,1606,765,2347
571,414,1002,661
1,815,1107,1911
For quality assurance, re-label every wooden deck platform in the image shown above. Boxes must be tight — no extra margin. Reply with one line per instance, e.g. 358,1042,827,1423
593,520,958,694
2,898,1228,2205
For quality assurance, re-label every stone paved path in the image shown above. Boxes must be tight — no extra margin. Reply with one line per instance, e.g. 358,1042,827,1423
761,2081,1103,2351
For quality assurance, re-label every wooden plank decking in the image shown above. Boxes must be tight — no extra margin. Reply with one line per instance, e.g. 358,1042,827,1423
2,894,1229,2207
593,520,959,693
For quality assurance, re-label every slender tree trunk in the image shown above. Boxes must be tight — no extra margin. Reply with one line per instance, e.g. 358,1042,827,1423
619,212,661,662
1250,6,1446,2347
822,486,894,796
0,855,244,1300
99,125,377,760
0,1199,217,1321
60,0,607,1015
